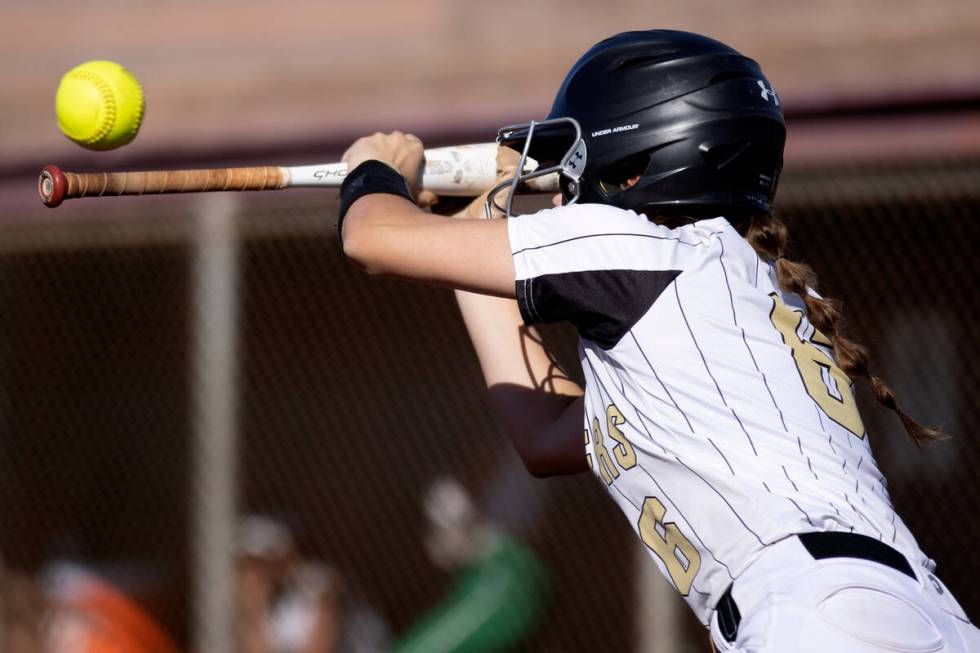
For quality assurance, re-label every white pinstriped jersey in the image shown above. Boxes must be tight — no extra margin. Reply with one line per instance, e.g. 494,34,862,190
507,205,929,625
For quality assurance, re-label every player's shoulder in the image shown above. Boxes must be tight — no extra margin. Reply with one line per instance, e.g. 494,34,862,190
553,206,737,246
516,203,723,244
520,202,649,234
508,208,748,272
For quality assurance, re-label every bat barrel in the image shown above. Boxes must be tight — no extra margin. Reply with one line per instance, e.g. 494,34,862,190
39,165,67,208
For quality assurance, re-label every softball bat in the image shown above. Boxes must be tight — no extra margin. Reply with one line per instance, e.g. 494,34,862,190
38,143,558,208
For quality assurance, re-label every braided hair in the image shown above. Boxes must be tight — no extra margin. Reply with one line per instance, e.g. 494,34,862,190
742,213,945,445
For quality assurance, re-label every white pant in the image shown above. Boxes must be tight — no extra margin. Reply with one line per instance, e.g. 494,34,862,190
709,536,980,652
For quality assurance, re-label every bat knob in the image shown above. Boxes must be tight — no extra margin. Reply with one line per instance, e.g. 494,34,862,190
39,165,67,207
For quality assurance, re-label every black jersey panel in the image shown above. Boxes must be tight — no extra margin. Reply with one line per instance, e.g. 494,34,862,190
516,269,682,349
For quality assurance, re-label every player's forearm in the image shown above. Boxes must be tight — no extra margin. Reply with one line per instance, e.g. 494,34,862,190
342,195,515,296
455,290,580,394
507,394,588,477
455,290,587,476
341,194,429,275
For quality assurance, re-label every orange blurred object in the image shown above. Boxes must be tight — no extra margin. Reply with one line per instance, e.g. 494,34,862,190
46,568,180,653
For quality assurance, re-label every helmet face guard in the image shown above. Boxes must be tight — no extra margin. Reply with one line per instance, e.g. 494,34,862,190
485,117,588,219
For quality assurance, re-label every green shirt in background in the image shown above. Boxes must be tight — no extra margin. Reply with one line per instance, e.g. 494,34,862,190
391,536,550,653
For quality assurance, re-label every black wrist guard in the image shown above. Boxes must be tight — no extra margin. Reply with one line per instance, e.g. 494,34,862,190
337,160,414,242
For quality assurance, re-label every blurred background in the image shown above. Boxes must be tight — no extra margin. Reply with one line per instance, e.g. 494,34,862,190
1,1,979,651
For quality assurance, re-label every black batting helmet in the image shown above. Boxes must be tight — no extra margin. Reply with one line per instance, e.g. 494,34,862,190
493,30,786,219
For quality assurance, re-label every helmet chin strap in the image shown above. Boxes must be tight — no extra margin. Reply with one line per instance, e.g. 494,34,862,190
485,117,587,219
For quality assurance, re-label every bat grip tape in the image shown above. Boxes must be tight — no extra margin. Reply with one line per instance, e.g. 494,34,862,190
337,160,414,245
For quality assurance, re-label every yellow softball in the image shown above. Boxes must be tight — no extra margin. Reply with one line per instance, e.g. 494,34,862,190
55,60,144,151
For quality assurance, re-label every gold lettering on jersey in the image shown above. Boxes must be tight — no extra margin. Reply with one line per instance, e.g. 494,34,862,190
769,293,866,438
584,429,593,470
590,417,618,485
588,407,700,594
638,497,701,596
606,405,637,470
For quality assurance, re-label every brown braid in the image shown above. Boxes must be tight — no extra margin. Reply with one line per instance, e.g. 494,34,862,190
741,213,945,446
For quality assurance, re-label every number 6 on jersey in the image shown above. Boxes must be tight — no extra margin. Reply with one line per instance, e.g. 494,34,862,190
638,497,701,595
769,293,865,437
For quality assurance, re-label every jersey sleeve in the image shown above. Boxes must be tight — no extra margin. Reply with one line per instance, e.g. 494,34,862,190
507,204,705,349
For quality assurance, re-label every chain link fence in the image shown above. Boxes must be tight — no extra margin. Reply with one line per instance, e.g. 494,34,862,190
0,156,977,652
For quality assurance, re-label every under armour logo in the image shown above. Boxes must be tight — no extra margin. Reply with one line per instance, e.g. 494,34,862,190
758,80,779,106
562,140,588,180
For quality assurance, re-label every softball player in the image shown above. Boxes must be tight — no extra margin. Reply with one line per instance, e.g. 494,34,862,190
338,30,980,652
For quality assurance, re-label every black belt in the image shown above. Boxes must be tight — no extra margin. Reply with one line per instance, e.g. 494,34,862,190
715,532,916,643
